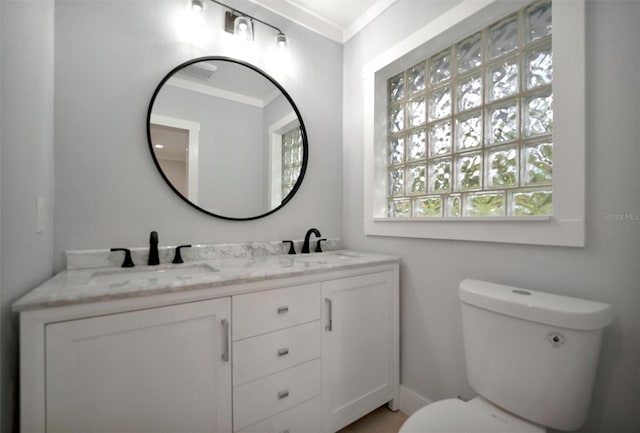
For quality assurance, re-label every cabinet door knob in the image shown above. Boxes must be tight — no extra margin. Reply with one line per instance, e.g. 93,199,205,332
277,306,289,314
278,389,290,399
277,348,290,357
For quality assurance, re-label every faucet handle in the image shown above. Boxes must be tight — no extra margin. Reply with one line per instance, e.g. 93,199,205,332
111,248,134,268
315,239,327,253
282,240,296,255
172,245,192,264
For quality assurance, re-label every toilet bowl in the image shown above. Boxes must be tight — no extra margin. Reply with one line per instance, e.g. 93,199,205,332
399,279,613,433
399,397,544,433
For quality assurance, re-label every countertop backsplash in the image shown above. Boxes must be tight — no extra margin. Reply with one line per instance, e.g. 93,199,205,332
66,238,342,270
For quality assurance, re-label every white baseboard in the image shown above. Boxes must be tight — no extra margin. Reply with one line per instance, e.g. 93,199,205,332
398,385,431,416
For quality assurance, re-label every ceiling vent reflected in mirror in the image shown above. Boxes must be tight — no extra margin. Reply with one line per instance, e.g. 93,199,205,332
178,63,218,81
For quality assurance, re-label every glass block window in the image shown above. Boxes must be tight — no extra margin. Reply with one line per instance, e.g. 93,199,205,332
386,0,552,218
281,126,303,199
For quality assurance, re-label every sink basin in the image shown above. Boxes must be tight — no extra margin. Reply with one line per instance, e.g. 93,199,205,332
89,264,217,285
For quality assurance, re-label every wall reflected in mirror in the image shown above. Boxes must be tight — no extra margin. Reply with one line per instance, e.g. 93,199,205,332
147,57,307,220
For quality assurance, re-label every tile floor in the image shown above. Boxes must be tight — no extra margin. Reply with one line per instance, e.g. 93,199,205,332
337,406,408,433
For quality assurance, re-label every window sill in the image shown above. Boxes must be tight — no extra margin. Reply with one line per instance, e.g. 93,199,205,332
374,216,551,223
365,216,584,247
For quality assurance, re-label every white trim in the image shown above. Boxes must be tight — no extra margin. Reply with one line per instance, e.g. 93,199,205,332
344,0,397,43
375,216,550,223
363,0,504,75
268,112,299,207
249,0,343,43
398,385,431,417
150,114,200,204
363,0,585,247
250,0,399,44
167,77,266,108
263,89,282,107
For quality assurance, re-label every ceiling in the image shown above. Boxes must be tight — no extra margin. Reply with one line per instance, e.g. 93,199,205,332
249,0,397,43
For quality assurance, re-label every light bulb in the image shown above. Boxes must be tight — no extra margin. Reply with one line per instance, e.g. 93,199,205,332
191,0,203,13
275,33,288,48
233,16,253,42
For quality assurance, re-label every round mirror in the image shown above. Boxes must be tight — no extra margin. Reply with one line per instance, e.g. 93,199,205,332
147,56,308,220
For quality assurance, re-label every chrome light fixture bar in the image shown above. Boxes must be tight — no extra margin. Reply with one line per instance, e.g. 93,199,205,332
192,0,288,47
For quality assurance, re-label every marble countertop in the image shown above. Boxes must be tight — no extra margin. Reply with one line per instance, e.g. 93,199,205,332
13,250,399,312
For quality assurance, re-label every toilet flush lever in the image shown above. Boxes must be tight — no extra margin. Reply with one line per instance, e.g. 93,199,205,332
548,332,565,348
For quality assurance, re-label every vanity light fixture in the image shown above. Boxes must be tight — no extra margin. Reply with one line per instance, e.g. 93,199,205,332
195,0,287,47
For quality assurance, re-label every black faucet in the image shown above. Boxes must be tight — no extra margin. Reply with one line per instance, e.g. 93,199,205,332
172,244,192,264
148,231,160,265
111,248,134,268
282,240,296,254
301,228,321,254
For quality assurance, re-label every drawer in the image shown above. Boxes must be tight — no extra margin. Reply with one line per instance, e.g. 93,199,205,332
233,358,321,431
233,283,321,340
237,397,322,433
234,321,321,386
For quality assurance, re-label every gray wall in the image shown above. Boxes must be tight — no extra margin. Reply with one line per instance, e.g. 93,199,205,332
54,0,342,264
0,1,56,432
342,0,640,432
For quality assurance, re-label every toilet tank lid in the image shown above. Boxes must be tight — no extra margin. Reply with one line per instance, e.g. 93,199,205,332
459,279,613,330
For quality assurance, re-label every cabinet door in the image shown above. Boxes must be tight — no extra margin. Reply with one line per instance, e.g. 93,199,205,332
321,271,398,433
45,298,232,433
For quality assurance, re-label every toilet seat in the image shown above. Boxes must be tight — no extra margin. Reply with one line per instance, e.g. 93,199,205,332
399,398,545,433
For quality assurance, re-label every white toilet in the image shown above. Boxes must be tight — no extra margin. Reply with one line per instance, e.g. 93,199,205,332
400,279,613,433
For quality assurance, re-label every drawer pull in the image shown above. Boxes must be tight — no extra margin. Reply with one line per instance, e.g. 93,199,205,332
277,347,290,357
279,430,290,433
277,306,289,314
324,298,333,331
221,318,230,362
278,389,290,399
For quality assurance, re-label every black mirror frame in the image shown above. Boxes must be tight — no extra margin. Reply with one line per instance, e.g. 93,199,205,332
146,56,309,221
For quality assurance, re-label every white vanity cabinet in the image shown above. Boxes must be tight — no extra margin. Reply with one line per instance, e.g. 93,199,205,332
321,271,399,432
232,283,323,432
18,261,398,433
42,298,232,433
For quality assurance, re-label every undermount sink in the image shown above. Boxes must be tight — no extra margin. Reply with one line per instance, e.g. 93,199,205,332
89,264,217,285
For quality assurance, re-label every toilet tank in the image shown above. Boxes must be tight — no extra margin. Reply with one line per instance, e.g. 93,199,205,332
459,279,613,431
